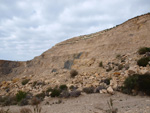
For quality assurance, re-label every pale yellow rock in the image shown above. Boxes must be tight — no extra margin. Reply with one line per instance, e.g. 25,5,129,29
100,89,107,94
107,86,114,95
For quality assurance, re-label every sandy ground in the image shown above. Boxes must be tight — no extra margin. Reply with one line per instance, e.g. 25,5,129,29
1,92,150,113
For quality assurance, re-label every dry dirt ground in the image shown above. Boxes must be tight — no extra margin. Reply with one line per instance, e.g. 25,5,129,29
1,92,150,113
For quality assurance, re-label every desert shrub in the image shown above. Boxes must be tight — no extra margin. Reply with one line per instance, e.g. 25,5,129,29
20,108,32,113
31,97,41,106
46,87,53,93
22,79,30,85
32,81,37,87
137,57,150,67
99,61,103,67
59,84,68,91
70,69,78,78
123,74,139,92
83,87,94,94
106,98,118,113
122,74,150,95
0,108,11,113
16,91,27,102
102,78,111,85
69,85,78,91
35,92,45,100
50,89,61,97
138,74,150,95
33,104,43,113
70,90,81,97
116,54,121,59
138,47,150,55
0,95,17,106
18,98,29,106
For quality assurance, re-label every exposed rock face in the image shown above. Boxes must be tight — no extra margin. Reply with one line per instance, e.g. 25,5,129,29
0,60,25,81
0,13,150,96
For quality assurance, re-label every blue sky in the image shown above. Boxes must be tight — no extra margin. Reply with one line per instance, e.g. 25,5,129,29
0,0,150,61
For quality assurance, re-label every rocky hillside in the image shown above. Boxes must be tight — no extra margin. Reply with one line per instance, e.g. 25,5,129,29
0,13,150,97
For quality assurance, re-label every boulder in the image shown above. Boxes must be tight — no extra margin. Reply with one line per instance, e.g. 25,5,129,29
128,67,137,75
107,86,114,95
100,89,107,94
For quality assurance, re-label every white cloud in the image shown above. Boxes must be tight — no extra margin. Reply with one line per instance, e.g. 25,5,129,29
0,0,149,61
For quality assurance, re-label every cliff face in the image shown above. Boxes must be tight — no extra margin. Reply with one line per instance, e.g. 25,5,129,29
0,60,25,81
0,13,150,81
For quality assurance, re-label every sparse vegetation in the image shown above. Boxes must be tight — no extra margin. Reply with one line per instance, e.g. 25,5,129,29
106,98,118,113
70,69,78,78
46,87,53,93
59,84,68,91
22,79,30,85
50,88,61,97
0,108,11,113
0,95,17,106
31,97,41,106
69,85,78,91
99,61,103,67
16,91,27,102
20,108,32,113
83,87,94,94
122,73,150,95
116,54,121,59
138,47,150,55
137,57,150,67
19,98,29,106
35,92,45,100
102,78,111,85
32,81,37,87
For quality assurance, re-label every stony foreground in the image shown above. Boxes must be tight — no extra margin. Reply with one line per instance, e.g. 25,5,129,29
1,92,150,113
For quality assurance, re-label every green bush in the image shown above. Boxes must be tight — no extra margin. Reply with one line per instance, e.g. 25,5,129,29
70,69,78,78
16,91,27,102
22,79,30,85
138,47,150,55
124,74,139,90
99,61,103,67
102,78,111,85
83,87,94,94
50,89,61,97
122,74,150,95
46,87,53,93
137,57,150,67
59,84,68,91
